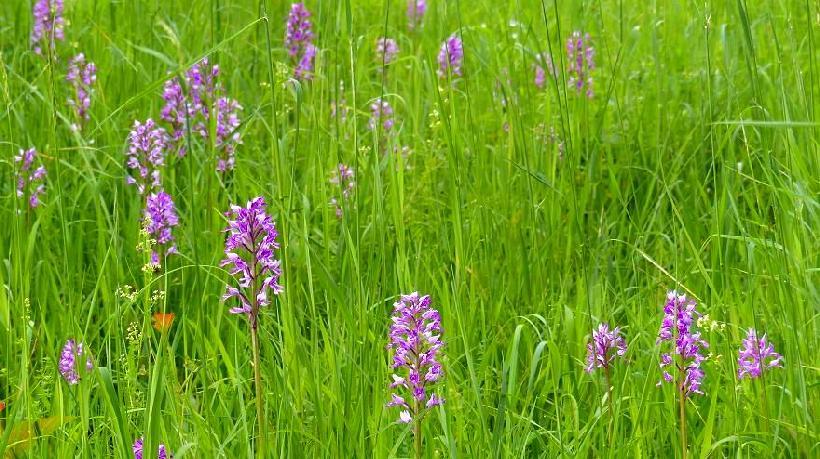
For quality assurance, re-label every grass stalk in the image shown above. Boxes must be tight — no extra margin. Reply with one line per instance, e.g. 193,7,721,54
414,400,422,459
251,320,265,458
604,365,614,446
678,381,687,459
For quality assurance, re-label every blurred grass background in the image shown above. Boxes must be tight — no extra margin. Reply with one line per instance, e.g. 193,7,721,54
0,0,817,456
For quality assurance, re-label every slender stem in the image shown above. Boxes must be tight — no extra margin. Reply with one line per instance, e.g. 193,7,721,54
251,321,265,458
678,381,687,459
604,365,614,445
759,364,770,432
414,399,422,459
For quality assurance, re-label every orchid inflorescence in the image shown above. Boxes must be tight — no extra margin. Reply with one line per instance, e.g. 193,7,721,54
14,147,47,209
657,291,709,396
386,292,445,424
221,196,284,327
286,3,316,81
585,323,627,373
438,35,464,79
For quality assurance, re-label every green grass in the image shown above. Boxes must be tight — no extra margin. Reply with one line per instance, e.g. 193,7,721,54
1,0,818,457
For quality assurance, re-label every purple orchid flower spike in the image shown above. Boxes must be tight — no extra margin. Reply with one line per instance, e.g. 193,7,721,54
376,38,399,66
407,0,426,30
369,98,395,132
143,191,180,266
737,328,783,379
567,31,595,98
329,164,355,218
125,119,168,194
386,292,445,425
438,34,464,78
656,290,709,396
14,148,47,209
221,196,283,327
585,323,627,373
132,437,171,459
286,3,316,81
58,339,93,384
31,0,65,55
66,53,97,130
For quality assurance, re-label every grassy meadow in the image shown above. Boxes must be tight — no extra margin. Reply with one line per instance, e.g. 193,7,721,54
0,0,818,457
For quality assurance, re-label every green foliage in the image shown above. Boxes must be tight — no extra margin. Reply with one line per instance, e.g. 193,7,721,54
0,0,817,457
